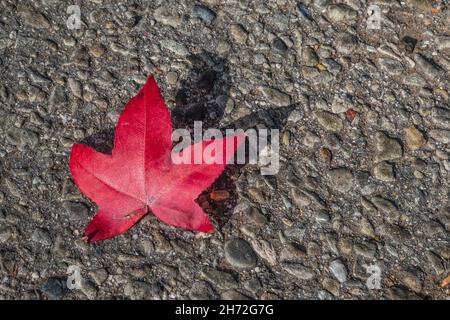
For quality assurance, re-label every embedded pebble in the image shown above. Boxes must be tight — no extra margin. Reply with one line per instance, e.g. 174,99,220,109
329,260,348,283
404,126,426,151
325,4,358,23
258,86,291,107
17,8,51,29
225,238,257,270
192,5,216,24
229,24,248,44
315,110,343,132
328,168,354,192
374,132,403,162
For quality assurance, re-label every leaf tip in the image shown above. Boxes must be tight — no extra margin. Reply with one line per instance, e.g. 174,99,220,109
198,220,215,233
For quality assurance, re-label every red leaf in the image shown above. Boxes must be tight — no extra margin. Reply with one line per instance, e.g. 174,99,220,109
69,76,245,243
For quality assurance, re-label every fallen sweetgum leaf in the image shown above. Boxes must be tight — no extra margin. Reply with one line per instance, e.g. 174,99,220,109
70,76,245,242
